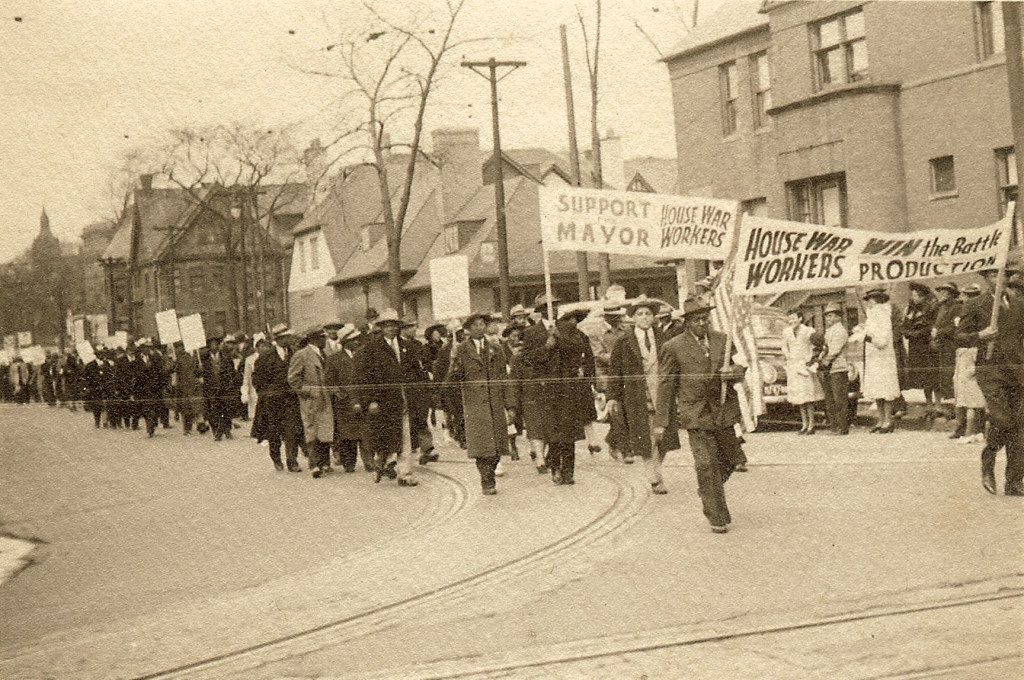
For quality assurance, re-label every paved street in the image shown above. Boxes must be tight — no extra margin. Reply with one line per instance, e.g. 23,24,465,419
1,403,1021,679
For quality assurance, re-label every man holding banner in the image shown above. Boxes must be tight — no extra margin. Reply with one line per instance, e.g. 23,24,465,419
655,297,746,534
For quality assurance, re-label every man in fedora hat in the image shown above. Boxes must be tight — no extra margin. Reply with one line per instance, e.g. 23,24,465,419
324,324,369,473
820,302,851,435
251,334,304,472
359,308,419,486
288,326,335,478
655,297,746,533
519,292,562,473
521,302,595,485
607,297,680,493
447,313,515,494
202,336,235,441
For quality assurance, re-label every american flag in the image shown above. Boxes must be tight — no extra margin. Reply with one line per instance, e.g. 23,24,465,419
709,258,765,432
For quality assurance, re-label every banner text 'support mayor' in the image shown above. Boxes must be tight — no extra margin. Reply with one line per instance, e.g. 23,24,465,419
732,211,1014,296
538,186,739,261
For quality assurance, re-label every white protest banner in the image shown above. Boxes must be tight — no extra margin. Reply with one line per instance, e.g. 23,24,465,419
112,331,129,349
539,185,739,261
3,335,15,350
0,349,10,365
76,341,96,364
733,210,1014,296
178,313,207,353
155,309,181,344
16,331,32,346
429,254,471,321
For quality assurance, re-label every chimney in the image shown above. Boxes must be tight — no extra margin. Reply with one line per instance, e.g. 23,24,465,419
599,128,625,190
432,128,483,224
139,174,154,192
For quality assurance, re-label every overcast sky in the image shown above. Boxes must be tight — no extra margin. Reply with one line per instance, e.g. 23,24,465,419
0,0,734,261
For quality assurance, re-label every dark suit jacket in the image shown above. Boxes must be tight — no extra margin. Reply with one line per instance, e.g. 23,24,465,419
324,348,364,442
656,329,743,431
608,329,679,453
358,334,413,453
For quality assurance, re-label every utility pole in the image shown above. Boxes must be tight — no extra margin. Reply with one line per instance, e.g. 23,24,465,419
462,57,526,319
237,188,250,333
1004,2,1024,243
561,24,591,302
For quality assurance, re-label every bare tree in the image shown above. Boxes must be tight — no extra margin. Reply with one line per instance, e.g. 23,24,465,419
157,124,302,331
294,0,480,310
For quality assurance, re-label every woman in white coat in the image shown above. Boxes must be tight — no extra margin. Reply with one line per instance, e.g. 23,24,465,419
850,288,902,433
782,308,824,434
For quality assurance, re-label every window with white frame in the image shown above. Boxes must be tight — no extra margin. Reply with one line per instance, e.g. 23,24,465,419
787,174,848,228
479,241,496,264
812,9,867,90
750,52,771,129
997,147,1017,217
976,2,1005,60
309,234,320,270
929,156,957,196
719,61,739,136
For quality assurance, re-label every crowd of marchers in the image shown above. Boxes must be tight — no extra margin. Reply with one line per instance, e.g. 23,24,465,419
5,259,1020,533
0,289,752,533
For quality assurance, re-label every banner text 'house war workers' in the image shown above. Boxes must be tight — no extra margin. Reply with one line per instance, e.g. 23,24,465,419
538,186,739,261
732,210,1014,296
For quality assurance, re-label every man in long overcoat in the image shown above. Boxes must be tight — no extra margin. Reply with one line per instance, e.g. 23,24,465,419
172,342,203,435
358,308,419,486
655,297,746,533
324,325,368,473
202,338,235,440
521,300,592,485
251,334,304,472
288,327,335,478
447,313,515,494
606,298,680,495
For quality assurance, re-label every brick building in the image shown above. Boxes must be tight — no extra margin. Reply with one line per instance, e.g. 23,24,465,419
101,176,306,339
663,0,1019,307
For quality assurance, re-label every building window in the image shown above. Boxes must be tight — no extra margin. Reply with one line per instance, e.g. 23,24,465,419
750,52,771,129
812,9,867,90
976,2,1005,60
210,265,224,288
309,235,320,270
997,147,1017,217
188,268,204,290
786,174,848,228
479,241,496,264
741,197,768,217
929,156,957,196
297,239,307,273
719,61,739,136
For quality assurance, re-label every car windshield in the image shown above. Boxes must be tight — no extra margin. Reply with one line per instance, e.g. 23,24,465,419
751,312,787,339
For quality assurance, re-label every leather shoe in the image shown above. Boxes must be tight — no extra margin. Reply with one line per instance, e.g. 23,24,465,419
273,461,285,471
398,477,418,487
1005,482,1024,496
588,444,601,454
623,455,635,465
383,462,398,480
287,464,302,473
552,468,564,485
734,464,748,472
482,486,497,495
982,470,997,495
311,468,322,479
710,525,728,534
651,482,668,495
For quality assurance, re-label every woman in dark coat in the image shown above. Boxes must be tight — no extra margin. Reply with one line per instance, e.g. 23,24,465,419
930,282,960,412
903,282,939,406
251,337,304,471
433,332,465,448
173,343,204,435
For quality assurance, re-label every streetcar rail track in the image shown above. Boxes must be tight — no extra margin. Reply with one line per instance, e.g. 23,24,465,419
123,466,650,680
